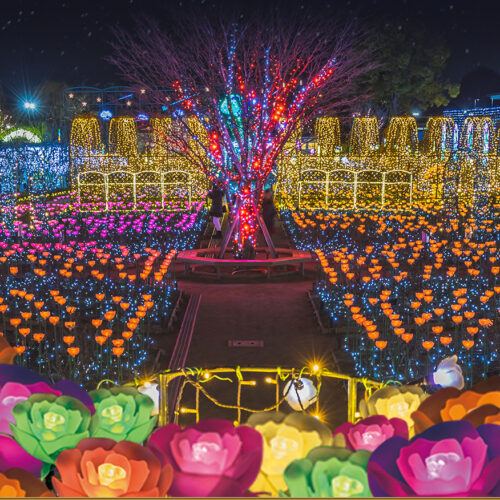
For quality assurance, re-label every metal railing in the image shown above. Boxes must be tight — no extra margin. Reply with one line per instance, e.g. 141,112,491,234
153,366,383,426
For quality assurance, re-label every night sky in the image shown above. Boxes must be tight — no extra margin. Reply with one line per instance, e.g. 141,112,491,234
1,0,500,101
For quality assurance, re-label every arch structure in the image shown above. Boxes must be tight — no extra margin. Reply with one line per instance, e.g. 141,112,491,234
70,115,208,210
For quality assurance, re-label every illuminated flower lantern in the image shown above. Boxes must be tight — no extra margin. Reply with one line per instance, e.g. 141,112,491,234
282,446,372,497
0,468,53,497
10,394,91,466
53,438,172,497
367,421,500,496
359,385,428,436
284,377,317,411
333,415,408,452
147,419,262,497
89,386,157,443
431,356,464,390
411,376,500,433
246,412,332,496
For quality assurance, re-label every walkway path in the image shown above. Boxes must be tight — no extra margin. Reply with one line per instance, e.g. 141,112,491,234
169,223,349,427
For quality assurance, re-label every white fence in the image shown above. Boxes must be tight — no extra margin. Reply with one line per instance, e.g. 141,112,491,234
297,168,413,208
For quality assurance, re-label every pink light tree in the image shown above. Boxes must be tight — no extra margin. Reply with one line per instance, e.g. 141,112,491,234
110,16,374,258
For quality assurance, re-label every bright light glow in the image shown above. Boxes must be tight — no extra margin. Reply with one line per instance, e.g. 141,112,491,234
99,109,113,121
1,128,42,143
23,102,36,110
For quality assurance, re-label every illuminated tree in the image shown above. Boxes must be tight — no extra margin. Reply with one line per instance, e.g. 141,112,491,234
111,17,373,257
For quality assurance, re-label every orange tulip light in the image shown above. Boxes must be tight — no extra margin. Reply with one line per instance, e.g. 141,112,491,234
112,296,123,303
40,311,50,320
63,336,75,345
401,333,413,343
48,316,60,325
9,267,18,275
479,319,493,328
452,316,463,324
126,322,138,331
120,302,130,311
112,347,124,357
467,327,479,336
432,326,443,334
375,340,388,350
368,331,379,340
464,311,475,320
67,347,80,357
422,341,435,351
91,319,103,329
462,340,474,350
95,336,107,346
18,328,30,338
95,293,105,301
101,329,112,338
415,317,425,326
13,346,25,355
112,339,124,347
66,306,76,315
34,301,44,309
142,294,152,301
64,321,76,331
33,333,45,343
411,301,421,309
440,336,453,345
104,311,116,321
122,331,133,340
9,318,21,328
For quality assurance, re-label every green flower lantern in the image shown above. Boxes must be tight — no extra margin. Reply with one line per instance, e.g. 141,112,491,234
281,446,372,498
10,394,91,466
89,386,157,443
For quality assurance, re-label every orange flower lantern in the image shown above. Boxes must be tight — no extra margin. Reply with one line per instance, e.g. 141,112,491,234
440,336,452,345
375,340,387,350
422,341,434,351
467,327,479,336
452,316,463,324
122,331,133,340
401,333,413,343
104,311,116,321
91,319,103,329
18,328,30,337
67,347,80,357
13,346,25,355
63,336,75,345
101,329,112,338
48,316,60,325
64,322,76,331
431,326,443,334
462,340,474,350
112,347,124,357
112,339,124,347
33,333,45,343
9,318,21,328
95,336,107,346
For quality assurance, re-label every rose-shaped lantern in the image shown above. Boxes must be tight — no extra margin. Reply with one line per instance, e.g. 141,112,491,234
246,411,333,496
367,421,500,496
89,386,157,443
0,468,54,497
282,446,372,497
52,438,172,497
147,419,262,497
0,435,43,477
411,375,500,434
359,385,428,435
10,394,91,465
333,415,408,452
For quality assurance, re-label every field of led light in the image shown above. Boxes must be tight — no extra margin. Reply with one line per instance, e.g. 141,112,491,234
0,196,206,384
283,206,500,384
